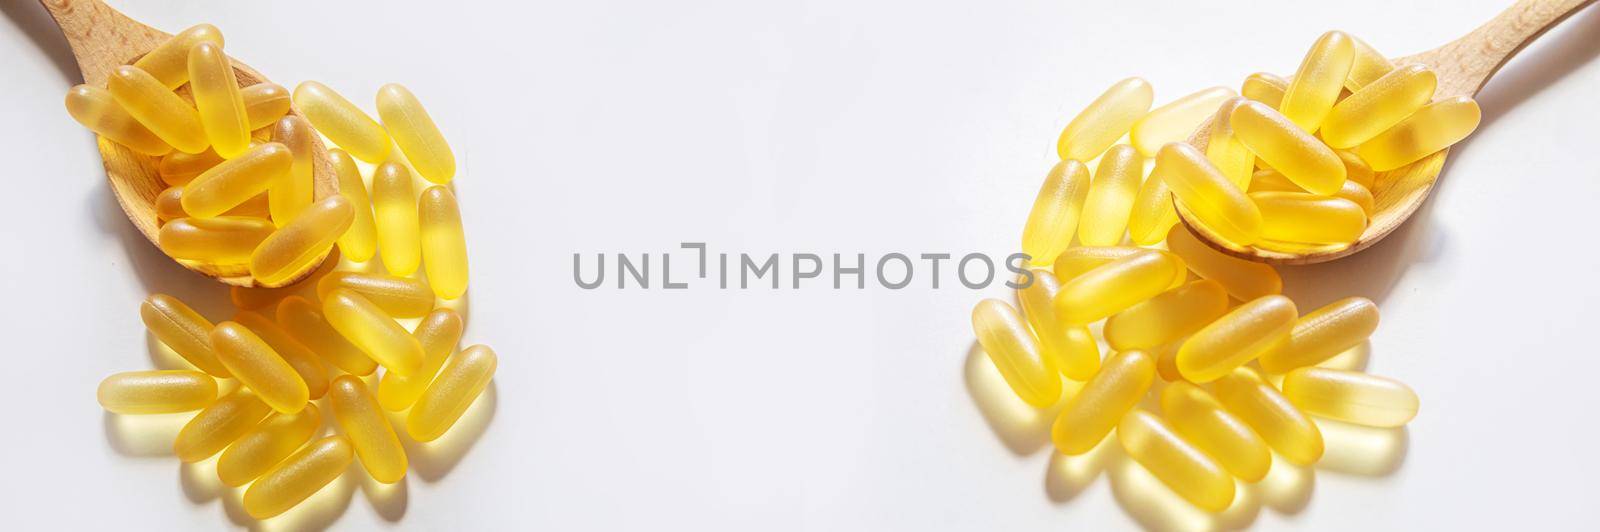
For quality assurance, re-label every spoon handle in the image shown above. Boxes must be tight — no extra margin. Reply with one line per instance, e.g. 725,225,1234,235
39,0,164,86
1413,0,1597,98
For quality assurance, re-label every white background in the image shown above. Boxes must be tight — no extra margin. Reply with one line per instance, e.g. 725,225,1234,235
3,0,1598,530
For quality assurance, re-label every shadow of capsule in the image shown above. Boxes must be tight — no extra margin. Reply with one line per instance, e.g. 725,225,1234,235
103,410,191,458
1315,420,1409,477
1251,455,1315,515
962,341,1067,456
396,381,499,482
179,456,225,503
358,469,410,522
1044,434,1111,503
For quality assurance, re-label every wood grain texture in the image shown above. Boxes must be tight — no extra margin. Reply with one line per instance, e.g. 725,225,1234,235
41,0,339,286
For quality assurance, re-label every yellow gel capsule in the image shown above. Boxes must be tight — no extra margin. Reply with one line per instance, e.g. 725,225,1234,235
1052,246,1144,281
217,404,321,487
1282,368,1419,427
269,116,316,226
1279,31,1354,131
1206,97,1255,189
1357,96,1482,171
1104,280,1228,351
293,81,392,162
1240,72,1288,109
229,254,338,310
378,308,465,411
409,344,498,442
373,162,423,275
323,289,425,376
317,272,435,318
107,66,209,154
250,195,355,286
1321,65,1437,149
1154,143,1262,246
1165,225,1280,301
141,294,230,377
1345,35,1394,91
1130,86,1235,156
330,149,379,262
1057,77,1154,162
1077,145,1142,246
174,387,273,462
1053,250,1184,324
1213,367,1324,465
1252,192,1366,245
1051,350,1155,455
159,149,223,186
330,375,408,483
1248,169,1375,214
233,311,330,400
1177,295,1296,383
133,23,223,88
1017,271,1100,381
420,186,470,299
1155,343,1184,383
182,142,290,218
1020,159,1090,267
97,370,216,414
1259,297,1379,374
242,83,291,130
1161,382,1271,482
188,42,251,158
64,85,172,156
277,296,378,376
158,216,275,264
1127,171,1179,246
1230,101,1346,196
210,322,309,414
1118,410,1235,512
156,188,270,221
243,436,354,520
971,299,1061,407
377,83,456,183
1338,149,1376,189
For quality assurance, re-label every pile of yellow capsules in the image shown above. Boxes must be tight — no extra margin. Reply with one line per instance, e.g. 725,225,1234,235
974,31,1454,512
71,24,499,520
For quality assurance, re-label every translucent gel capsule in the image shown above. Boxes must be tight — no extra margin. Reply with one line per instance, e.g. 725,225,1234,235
1206,97,1255,189
1252,192,1366,245
1279,31,1354,131
373,162,423,275
1077,145,1142,246
182,142,290,218
233,311,330,400
330,149,378,262
1338,149,1376,189
1345,35,1395,91
330,375,408,483
1248,169,1374,214
159,149,223,186
1161,382,1271,482
250,195,355,286
377,83,456,183
243,436,354,520
1057,77,1154,161
1240,72,1288,109
242,83,291,130
133,24,223,88
1104,280,1228,351
217,404,321,487
1165,225,1280,301
158,216,274,263
409,344,498,442
1213,367,1324,465
64,85,172,156
1177,295,1296,383
1021,159,1091,267
1130,87,1235,156
1053,250,1184,324
1356,96,1482,171
323,289,425,376
174,388,273,462
1127,171,1179,246
188,42,251,157
141,294,230,377
971,299,1061,407
1052,246,1145,281
269,116,316,226
420,186,470,299
1282,368,1419,427
293,81,391,162
97,370,216,414
1051,350,1155,455
210,322,309,414
1230,101,1346,196
1154,143,1261,246
1259,297,1379,374
1118,410,1235,512
1016,271,1100,381
1321,65,1437,149
378,308,465,411
317,272,434,318
277,296,378,376
107,66,209,154
157,188,270,222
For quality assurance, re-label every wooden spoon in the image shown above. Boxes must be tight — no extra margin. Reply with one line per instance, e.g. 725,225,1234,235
1178,0,1597,265
41,0,338,286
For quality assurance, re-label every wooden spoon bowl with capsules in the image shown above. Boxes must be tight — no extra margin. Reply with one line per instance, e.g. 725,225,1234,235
1179,0,1596,265
40,0,338,286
